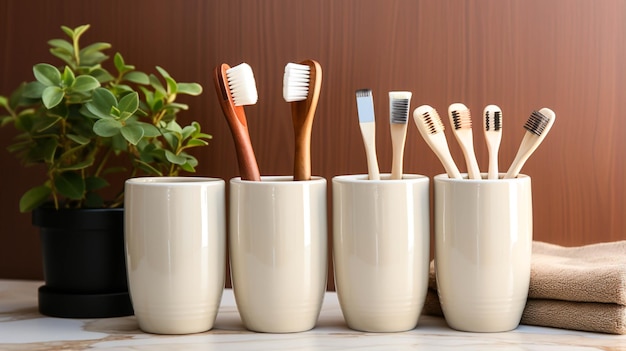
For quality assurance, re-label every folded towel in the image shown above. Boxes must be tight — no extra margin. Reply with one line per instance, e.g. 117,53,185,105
424,240,626,334
529,241,626,305
423,290,626,334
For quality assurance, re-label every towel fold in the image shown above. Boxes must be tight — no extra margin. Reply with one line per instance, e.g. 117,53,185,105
424,240,626,334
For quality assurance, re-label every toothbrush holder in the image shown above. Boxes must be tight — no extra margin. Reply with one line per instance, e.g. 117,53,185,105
434,173,533,332
124,177,226,334
229,176,328,333
332,174,430,332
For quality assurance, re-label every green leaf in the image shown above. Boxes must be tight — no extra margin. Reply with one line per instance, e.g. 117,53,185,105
84,192,104,208
58,157,94,171
50,48,75,68
80,42,111,56
0,96,7,109
177,82,203,96
19,185,52,212
123,71,150,85
180,162,195,173
72,24,90,42
165,150,186,165
66,133,91,145
35,115,62,132
156,66,171,78
55,172,85,200
149,74,166,95
120,124,144,145
61,25,74,39
72,75,100,92
93,118,123,137
135,121,160,137
114,52,127,73
33,63,62,86
165,76,177,95
118,92,139,115
89,68,115,83
181,125,196,140
86,87,117,119
48,39,74,53
22,82,46,99
85,176,109,191
185,138,209,147
61,66,75,87
42,86,65,109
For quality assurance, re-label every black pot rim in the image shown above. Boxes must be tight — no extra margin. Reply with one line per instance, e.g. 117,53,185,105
32,206,124,230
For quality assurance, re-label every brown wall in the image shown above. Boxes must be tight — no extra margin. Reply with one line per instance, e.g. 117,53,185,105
1,0,625,289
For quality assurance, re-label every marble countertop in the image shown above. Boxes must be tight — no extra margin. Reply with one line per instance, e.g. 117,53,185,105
1,280,625,350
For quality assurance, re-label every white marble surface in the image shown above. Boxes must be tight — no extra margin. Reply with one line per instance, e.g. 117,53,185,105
1,280,625,350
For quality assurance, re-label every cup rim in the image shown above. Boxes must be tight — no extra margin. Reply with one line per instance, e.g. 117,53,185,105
434,173,530,183
230,175,326,185
125,176,224,186
332,173,428,183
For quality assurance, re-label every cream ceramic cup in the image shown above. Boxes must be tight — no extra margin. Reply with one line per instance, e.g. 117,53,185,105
332,174,430,332
434,173,533,332
229,176,327,333
124,177,225,334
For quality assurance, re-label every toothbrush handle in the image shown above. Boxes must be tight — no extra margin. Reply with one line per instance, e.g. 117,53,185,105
292,106,313,181
390,123,407,180
360,122,380,180
487,149,499,180
230,120,262,181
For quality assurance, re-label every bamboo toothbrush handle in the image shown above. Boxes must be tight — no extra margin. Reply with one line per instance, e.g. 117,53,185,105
360,122,380,180
488,150,499,180
292,105,313,180
390,124,407,180
230,122,261,181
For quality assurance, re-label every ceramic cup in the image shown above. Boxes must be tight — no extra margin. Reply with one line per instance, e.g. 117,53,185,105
124,177,225,334
434,173,533,332
332,174,430,332
229,176,327,333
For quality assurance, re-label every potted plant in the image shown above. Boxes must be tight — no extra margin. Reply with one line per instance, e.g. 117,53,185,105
0,24,212,318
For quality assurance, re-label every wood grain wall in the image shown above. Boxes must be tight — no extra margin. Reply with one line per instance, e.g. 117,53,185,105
1,0,625,289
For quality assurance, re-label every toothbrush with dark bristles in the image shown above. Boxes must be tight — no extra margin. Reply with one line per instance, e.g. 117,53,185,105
413,105,462,179
484,105,503,180
389,91,412,180
356,89,380,180
448,103,481,179
504,108,556,179
213,62,261,181
283,59,322,181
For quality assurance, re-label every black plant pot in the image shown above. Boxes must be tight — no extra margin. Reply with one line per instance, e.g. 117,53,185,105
33,206,134,318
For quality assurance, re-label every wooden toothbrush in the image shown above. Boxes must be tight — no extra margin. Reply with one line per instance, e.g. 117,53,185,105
413,105,462,179
283,59,322,181
448,103,481,179
504,108,556,179
213,62,261,181
484,105,503,180
356,89,380,180
389,91,412,180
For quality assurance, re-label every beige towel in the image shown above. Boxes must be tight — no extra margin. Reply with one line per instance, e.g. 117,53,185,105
424,240,626,334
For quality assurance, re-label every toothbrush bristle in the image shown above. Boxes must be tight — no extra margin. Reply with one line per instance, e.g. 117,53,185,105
484,106,502,132
389,91,412,124
355,89,375,123
524,110,549,136
415,106,444,135
226,63,258,106
450,109,472,130
283,63,310,102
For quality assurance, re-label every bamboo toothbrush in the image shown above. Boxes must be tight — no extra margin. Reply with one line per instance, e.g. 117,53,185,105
389,91,412,180
283,59,322,181
355,89,380,180
504,108,556,179
413,105,462,179
448,103,481,179
213,62,261,181
484,104,503,180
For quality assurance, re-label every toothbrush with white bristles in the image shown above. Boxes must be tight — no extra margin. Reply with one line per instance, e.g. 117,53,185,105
448,103,481,179
356,89,380,180
283,59,322,181
389,91,412,180
413,105,462,179
504,108,556,179
213,62,261,181
484,104,503,180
